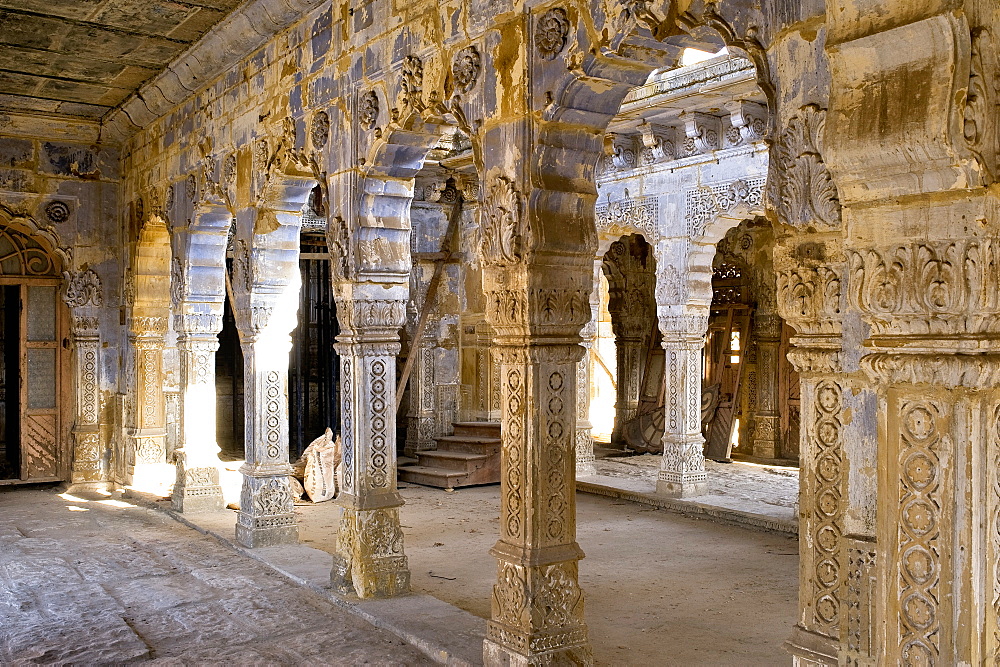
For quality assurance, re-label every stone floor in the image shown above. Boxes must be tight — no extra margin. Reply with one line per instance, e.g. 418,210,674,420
0,487,430,665
150,479,800,665
583,453,800,525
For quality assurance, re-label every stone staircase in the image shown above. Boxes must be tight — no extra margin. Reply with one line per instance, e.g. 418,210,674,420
398,422,501,489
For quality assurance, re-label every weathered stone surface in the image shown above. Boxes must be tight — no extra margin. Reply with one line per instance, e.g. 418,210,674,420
0,489,431,664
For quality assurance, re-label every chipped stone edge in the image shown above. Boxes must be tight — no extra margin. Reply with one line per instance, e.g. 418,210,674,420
101,0,327,144
575,480,799,536
123,491,483,667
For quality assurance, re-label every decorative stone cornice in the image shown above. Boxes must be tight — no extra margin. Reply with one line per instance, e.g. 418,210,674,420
848,240,1000,338
861,351,1000,390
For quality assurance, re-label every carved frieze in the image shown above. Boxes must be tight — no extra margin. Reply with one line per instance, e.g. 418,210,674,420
310,110,330,149
360,91,379,130
595,194,657,241
685,177,765,237
849,240,1000,337
965,28,998,184
400,55,424,111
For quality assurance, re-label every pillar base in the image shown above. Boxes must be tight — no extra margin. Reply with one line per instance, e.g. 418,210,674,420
656,479,707,498
235,472,298,548
63,481,111,495
483,635,593,667
171,465,225,513
331,505,410,599
783,625,838,666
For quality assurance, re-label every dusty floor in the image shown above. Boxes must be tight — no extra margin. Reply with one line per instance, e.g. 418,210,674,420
296,483,800,666
0,487,429,665
585,454,800,523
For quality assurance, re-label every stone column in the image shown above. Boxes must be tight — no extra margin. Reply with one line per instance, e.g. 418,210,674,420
126,315,170,490
656,314,708,497
67,313,104,488
575,336,596,476
751,312,782,460
482,262,592,665
575,270,599,477
330,284,410,598
171,312,225,512
234,304,298,547
62,268,106,490
849,239,1000,665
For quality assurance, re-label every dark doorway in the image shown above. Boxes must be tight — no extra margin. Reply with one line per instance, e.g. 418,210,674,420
0,285,19,479
289,235,340,459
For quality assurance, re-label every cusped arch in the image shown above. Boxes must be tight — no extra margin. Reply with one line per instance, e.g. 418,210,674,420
0,205,70,275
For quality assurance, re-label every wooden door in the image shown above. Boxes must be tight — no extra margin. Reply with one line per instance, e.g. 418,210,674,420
19,281,66,481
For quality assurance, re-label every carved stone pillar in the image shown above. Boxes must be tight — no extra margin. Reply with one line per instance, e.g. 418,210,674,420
126,316,169,490
67,314,104,488
479,175,593,664
752,312,782,460
774,237,849,665
657,315,708,498
575,327,596,477
234,304,298,547
330,286,410,599
848,239,1000,665
171,312,225,512
62,269,106,489
603,236,655,446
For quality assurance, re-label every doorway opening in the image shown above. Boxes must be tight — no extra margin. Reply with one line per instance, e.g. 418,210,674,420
0,223,68,483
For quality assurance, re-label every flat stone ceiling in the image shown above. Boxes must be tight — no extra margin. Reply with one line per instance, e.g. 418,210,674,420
0,0,244,121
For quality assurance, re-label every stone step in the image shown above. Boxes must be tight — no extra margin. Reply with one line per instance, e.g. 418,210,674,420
451,421,501,438
398,464,499,490
415,450,489,471
433,435,501,455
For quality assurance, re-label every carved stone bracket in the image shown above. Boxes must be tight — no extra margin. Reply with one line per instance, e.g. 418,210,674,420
775,105,841,229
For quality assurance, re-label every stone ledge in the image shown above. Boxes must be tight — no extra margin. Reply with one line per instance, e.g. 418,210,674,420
123,490,486,666
575,480,799,536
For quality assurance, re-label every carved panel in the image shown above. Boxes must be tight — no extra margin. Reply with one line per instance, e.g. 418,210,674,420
809,379,843,636
595,194,658,241
896,400,942,663
685,177,765,237
536,8,570,60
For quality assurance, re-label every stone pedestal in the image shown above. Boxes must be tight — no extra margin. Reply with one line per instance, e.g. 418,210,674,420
330,291,410,598
657,324,707,498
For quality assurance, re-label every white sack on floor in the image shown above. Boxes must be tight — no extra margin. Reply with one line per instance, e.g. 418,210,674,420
296,428,340,503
